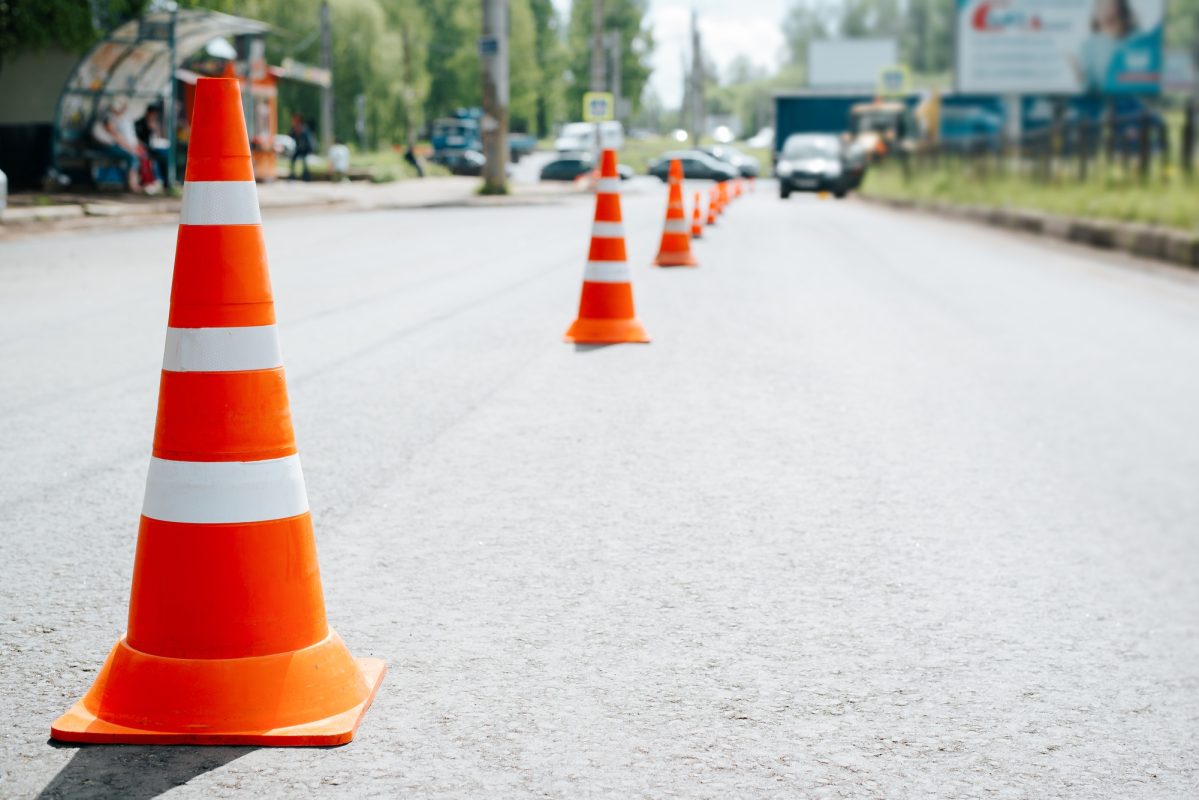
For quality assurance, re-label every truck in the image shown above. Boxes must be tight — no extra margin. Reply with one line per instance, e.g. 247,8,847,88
431,109,482,154
431,108,539,162
773,91,1004,160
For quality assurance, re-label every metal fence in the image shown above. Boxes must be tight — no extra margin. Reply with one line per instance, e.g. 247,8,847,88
902,100,1197,184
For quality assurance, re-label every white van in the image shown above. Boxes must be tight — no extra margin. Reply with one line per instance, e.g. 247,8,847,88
554,121,624,153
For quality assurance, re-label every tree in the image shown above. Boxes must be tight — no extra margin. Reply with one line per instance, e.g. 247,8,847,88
508,0,541,133
529,0,568,136
566,0,653,120
0,0,149,61
902,0,953,75
782,0,833,70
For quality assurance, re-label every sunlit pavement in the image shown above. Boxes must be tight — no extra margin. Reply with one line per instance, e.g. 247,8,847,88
2,186,1198,797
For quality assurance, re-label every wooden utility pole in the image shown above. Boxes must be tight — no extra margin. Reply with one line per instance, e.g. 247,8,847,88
481,0,509,194
690,9,704,144
590,0,605,158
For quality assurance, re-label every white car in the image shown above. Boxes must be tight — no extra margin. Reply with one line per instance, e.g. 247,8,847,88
554,121,624,153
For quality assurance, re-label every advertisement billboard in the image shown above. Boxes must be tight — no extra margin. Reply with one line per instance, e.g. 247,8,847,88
809,39,899,91
955,0,1164,94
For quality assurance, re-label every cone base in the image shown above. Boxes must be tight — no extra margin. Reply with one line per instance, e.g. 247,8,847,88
50,634,385,747
653,252,698,267
564,316,650,344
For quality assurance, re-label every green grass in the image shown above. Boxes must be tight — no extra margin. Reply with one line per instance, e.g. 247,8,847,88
862,160,1199,232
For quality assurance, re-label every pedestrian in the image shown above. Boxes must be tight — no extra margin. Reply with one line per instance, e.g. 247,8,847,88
136,105,170,192
404,143,425,178
289,113,313,181
91,102,142,193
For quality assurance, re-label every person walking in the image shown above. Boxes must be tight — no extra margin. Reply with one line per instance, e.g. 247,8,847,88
289,113,313,181
404,143,425,178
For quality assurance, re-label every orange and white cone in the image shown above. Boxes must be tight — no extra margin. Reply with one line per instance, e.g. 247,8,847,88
50,77,385,747
564,149,649,344
706,185,719,226
653,159,697,267
690,191,703,239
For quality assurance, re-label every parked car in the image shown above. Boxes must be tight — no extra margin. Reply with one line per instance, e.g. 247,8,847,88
540,154,594,181
430,149,485,176
540,153,634,181
699,144,760,177
776,134,851,198
646,150,737,182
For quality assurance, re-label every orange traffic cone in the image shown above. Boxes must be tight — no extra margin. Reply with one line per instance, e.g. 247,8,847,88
564,149,649,344
690,191,704,239
653,159,697,267
706,185,719,226
50,77,385,747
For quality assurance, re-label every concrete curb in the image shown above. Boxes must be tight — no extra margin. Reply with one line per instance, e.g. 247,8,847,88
860,194,1199,271
1,184,582,239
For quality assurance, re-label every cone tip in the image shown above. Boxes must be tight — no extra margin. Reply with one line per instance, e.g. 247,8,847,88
600,149,619,178
185,76,253,181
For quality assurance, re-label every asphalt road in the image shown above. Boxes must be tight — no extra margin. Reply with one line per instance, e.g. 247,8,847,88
1,181,1198,798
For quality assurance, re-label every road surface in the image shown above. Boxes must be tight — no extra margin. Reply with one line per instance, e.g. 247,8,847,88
1,182,1197,798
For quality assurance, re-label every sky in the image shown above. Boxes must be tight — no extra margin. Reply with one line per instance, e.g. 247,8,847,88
551,0,789,109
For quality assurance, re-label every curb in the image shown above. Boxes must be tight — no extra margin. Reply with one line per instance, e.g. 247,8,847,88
860,194,1199,271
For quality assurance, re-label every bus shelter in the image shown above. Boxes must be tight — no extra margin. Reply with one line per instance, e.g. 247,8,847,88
51,8,302,188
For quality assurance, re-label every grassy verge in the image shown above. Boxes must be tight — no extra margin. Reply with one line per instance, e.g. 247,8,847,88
861,161,1199,232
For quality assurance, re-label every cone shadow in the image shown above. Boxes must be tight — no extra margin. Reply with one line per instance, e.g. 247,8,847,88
38,744,254,800
572,343,619,353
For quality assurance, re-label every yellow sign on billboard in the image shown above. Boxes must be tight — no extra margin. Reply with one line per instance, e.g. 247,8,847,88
582,92,615,122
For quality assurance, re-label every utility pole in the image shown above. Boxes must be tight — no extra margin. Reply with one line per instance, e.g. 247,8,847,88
319,0,332,155
680,52,691,135
481,0,509,194
590,0,605,159
690,9,704,144
605,30,623,125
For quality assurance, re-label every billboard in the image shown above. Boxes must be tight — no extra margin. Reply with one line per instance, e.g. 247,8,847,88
809,39,899,91
955,0,1164,94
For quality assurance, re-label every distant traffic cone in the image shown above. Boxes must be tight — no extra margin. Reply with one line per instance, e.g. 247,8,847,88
50,77,385,746
706,185,719,226
690,191,703,239
653,159,697,267
564,149,649,344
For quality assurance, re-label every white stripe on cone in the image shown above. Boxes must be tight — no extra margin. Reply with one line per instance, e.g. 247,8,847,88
663,219,689,233
142,455,309,524
591,221,625,238
595,178,622,194
162,326,283,373
583,260,632,283
180,181,263,225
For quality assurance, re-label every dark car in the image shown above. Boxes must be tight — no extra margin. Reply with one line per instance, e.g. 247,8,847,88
540,154,634,181
647,150,737,182
699,145,760,177
430,149,485,176
775,134,852,199
540,154,594,181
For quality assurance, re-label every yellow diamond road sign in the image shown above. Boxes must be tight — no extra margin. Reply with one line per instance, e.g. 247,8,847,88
583,92,615,122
